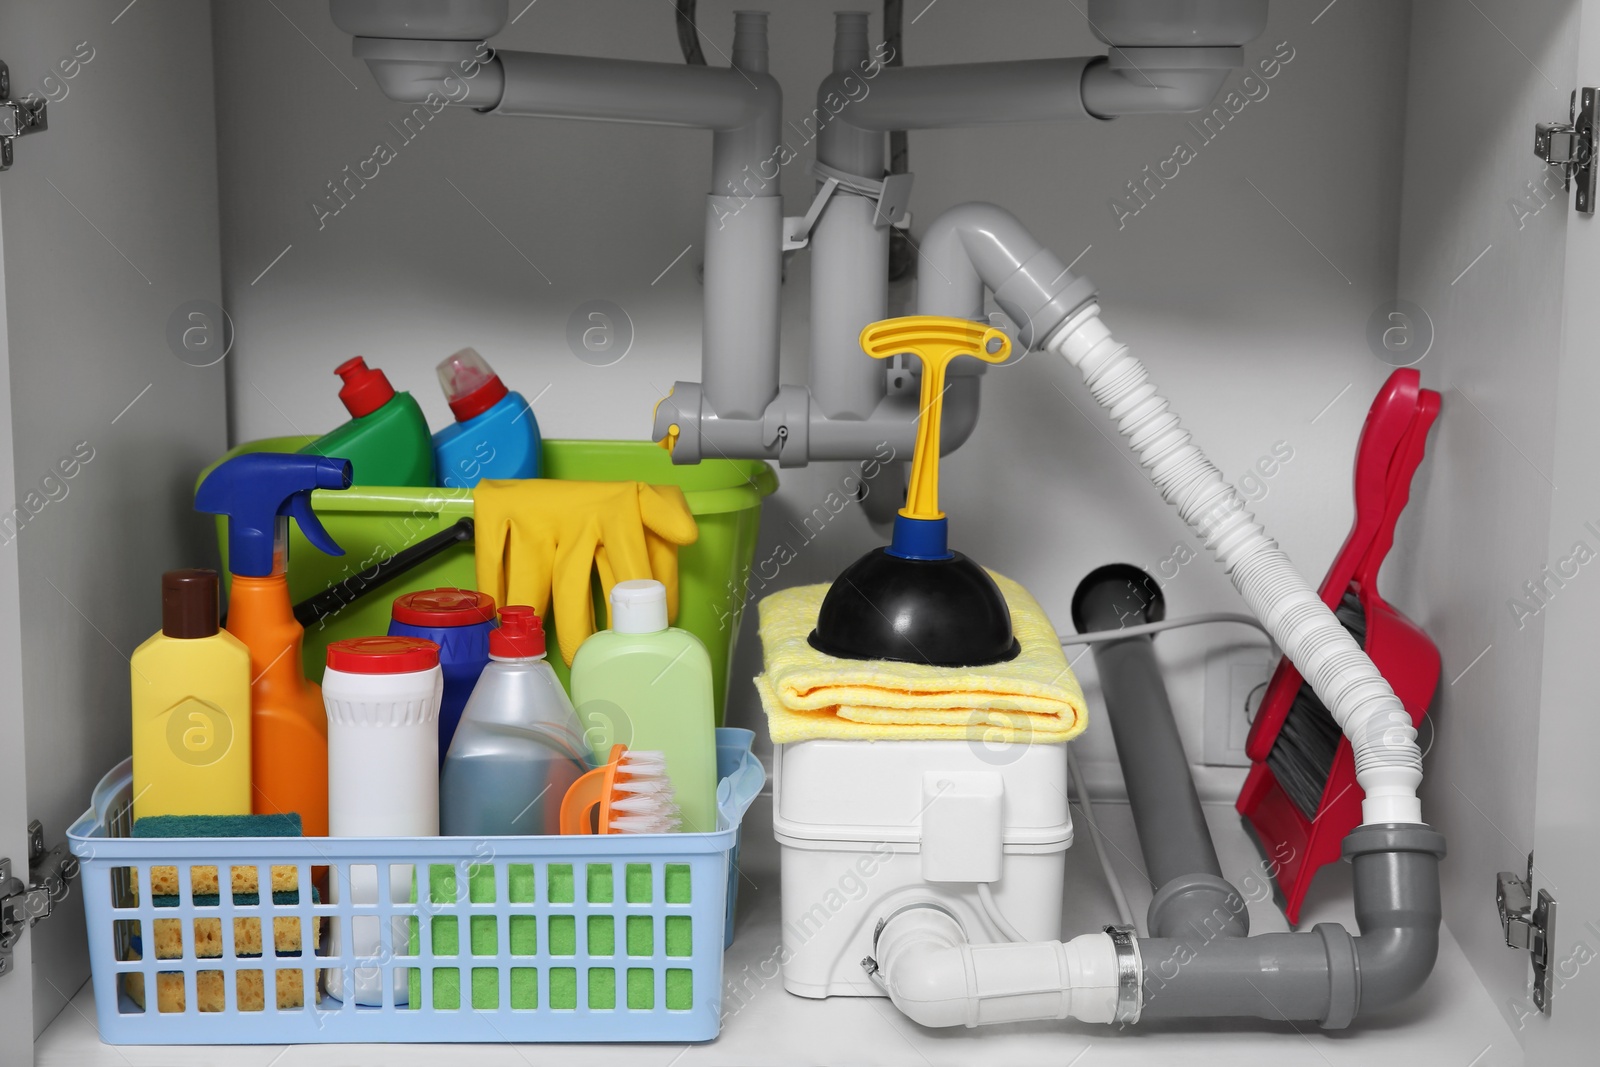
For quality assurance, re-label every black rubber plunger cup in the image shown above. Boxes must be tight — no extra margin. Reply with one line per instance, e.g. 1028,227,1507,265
807,316,1019,667
808,542,1020,666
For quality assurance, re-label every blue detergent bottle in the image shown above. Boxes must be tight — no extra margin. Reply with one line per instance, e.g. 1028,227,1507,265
387,587,496,764
431,348,541,488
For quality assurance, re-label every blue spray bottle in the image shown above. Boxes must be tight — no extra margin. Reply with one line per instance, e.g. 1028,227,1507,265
431,348,541,488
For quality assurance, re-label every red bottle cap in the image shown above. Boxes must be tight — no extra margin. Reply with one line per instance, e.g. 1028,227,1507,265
334,357,397,419
391,588,497,628
490,606,546,658
326,636,439,674
449,376,508,422
438,348,510,422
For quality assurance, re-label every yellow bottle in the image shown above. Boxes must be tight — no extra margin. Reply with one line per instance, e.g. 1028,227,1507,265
131,569,252,819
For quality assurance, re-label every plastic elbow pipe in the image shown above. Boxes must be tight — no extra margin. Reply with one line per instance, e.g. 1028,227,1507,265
1138,824,1444,1025
350,37,507,108
1080,50,1239,117
917,203,1098,350
870,906,1130,1027
1347,825,1446,1005
349,13,785,428
870,828,1446,1029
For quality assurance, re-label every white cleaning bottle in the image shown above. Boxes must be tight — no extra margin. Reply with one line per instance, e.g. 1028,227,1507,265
440,606,590,836
321,635,443,1006
571,580,717,833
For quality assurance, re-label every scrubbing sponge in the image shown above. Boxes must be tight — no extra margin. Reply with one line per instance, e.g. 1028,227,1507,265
125,812,318,1012
132,813,304,897
409,864,541,1010
133,813,303,838
405,863,695,1011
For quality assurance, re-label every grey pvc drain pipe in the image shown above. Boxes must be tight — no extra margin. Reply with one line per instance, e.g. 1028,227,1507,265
867,567,1446,1029
1071,564,1446,1026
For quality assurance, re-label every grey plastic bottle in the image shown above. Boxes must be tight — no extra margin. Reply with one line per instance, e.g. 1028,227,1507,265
440,607,591,836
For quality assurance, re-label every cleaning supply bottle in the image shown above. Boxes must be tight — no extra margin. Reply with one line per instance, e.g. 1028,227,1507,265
130,569,252,819
571,579,717,832
440,607,590,836
431,347,541,488
322,635,442,1006
195,452,353,837
299,356,434,486
387,587,496,764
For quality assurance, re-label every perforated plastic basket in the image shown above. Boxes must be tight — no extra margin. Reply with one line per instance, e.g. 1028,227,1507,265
68,729,763,1045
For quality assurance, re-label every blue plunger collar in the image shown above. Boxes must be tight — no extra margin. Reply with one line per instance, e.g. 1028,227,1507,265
885,515,953,561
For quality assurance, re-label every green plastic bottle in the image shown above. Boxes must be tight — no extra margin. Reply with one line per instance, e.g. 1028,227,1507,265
299,357,434,486
571,579,718,833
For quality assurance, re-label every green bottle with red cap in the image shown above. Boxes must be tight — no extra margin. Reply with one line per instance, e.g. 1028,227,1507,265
299,356,434,486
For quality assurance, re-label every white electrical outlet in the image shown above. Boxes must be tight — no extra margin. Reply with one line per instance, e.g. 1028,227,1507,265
1203,644,1275,766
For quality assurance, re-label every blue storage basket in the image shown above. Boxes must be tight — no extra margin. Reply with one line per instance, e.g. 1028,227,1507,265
68,728,763,1045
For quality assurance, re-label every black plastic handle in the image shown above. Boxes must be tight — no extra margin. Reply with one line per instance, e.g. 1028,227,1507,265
293,517,475,628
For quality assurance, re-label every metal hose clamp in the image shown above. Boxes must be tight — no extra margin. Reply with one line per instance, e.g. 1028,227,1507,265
1104,924,1142,1024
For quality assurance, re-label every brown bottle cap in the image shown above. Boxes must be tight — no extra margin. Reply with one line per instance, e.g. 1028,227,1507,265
163,569,220,639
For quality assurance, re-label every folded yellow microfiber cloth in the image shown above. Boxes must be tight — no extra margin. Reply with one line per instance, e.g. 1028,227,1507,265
755,571,1088,744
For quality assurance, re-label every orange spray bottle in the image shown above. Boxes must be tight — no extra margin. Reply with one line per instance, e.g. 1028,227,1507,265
196,453,353,837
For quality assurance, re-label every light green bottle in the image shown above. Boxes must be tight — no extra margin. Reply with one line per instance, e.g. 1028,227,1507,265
571,579,717,833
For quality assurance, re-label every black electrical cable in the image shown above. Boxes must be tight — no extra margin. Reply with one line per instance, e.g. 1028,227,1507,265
675,1,707,65
884,0,915,282
885,0,907,174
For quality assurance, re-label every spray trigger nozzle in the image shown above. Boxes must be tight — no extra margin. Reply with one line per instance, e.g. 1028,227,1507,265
195,452,354,577
286,488,343,558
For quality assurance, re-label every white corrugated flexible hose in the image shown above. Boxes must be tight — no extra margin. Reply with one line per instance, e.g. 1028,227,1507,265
1044,302,1424,826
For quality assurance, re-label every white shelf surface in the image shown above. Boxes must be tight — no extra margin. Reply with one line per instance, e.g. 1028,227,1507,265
37,795,1523,1067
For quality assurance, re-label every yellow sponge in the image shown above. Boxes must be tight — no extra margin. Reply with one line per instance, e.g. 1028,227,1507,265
123,889,321,1013
136,864,299,898
149,913,312,958
129,813,306,899
126,967,312,1014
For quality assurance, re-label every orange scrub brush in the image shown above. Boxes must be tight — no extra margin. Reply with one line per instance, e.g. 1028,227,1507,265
560,744,682,834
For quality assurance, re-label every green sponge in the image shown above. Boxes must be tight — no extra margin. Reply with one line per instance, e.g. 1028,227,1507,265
132,813,303,838
409,864,540,1010
403,862,694,1012
152,890,307,908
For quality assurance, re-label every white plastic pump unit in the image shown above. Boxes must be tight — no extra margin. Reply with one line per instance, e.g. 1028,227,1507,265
771,740,1072,998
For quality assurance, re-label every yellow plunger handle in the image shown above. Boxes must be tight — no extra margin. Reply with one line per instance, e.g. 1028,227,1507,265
859,316,1011,520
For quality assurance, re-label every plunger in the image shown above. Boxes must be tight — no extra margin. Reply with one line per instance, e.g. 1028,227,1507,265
808,316,1021,667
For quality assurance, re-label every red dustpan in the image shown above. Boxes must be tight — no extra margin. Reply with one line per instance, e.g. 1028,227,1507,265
1236,368,1441,924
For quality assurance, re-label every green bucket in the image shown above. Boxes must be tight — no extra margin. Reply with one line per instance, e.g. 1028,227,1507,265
200,438,776,724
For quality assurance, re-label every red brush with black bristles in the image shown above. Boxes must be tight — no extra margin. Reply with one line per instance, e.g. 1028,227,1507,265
1237,369,1441,924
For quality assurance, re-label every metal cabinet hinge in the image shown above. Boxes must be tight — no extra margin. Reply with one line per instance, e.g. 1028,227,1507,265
1497,853,1556,1014
0,61,49,172
1535,88,1597,213
0,819,77,978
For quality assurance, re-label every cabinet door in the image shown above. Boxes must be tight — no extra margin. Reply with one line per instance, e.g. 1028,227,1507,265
0,2,227,1058
1527,2,1600,1054
1394,0,1581,1046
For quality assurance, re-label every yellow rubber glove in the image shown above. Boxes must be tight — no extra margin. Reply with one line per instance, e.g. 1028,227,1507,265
472,480,699,665
595,483,704,621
